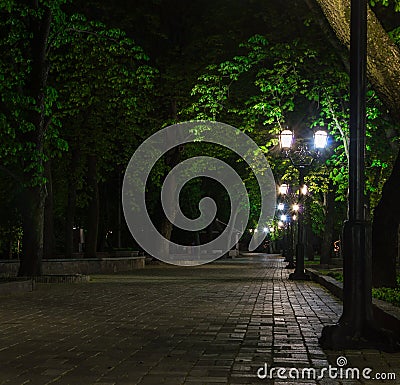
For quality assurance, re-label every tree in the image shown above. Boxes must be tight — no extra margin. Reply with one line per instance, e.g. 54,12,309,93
306,0,400,287
0,1,70,275
0,1,155,272
51,14,156,257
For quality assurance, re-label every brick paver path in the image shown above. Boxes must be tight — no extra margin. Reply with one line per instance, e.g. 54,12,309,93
0,254,399,385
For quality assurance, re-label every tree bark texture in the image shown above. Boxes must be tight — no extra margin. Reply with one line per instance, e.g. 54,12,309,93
85,155,99,258
371,152,400,287
64,148,80,257
312,0,400,119
18,6,52,276
43,160,55,259
19,186,46,276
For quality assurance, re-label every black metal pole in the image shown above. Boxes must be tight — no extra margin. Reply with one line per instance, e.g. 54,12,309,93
319,0,397,350
282,223,288,260
289,168,310,280
285,221,295,269
342,0,373,330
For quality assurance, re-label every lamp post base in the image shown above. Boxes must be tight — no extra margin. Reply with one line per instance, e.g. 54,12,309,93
289,271,310,280
285,261,295,269
319,322,400,352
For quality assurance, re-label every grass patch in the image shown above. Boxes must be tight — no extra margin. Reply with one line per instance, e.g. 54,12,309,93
372,287,400,306
372,274,400,307
304,255,320,265
317,270,400,307
326,271,343,282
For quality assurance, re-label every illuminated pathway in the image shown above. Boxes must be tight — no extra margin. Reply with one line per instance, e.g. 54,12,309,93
0,255,398,384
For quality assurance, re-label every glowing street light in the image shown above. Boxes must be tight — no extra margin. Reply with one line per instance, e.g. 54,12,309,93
279,127,328,281
314,130,329,150
278,183,289,195
277,203,285,211
279,129,294,150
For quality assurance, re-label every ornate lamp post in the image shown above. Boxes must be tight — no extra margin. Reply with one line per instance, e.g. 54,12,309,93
319,0,398,350
277,183,295,268
279,129,328,280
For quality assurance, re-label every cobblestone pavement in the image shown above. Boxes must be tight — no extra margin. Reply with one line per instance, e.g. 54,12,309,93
0,254,399,385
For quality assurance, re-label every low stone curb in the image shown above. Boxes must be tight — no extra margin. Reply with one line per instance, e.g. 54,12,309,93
0,256,145,275
34,274,90,284
0,278,35,295
306,268,400,338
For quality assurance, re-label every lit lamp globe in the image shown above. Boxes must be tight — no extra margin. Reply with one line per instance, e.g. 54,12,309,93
314,130,328,149
278,183,289,195
279,129,294,149
300,185,308,195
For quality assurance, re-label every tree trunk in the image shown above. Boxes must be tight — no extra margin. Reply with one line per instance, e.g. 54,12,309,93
64,148,80,258
371,151,400,287
320,181,336,265
305,223,314,261
85,155,99,258
97,182,108,252
43,160,55,259
18,5,52,276
309,0,400,287
159,99,181,253
19,186,46,276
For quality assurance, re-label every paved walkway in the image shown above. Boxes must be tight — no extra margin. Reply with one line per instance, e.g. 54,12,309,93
0,255,399,385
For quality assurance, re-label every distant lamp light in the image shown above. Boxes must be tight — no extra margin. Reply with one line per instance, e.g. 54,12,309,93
249,229,253,233
300,185,308,195
263,227,269,233
278,221,284,228
279,129,294,149
292,215,297,221
292,203,300,212
280,214,287,222
277,203,285,211
270,227,275,233
254,228,258,233
314,130,328,149
278,183,289,195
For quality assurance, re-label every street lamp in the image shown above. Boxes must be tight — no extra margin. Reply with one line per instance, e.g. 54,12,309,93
279,130,294,149
279,128,328,280
278,183,289,195
277,183,296,268
314,130,329,150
